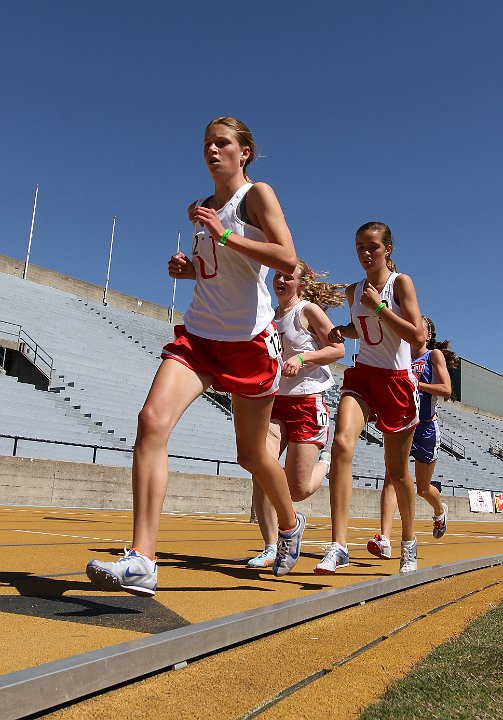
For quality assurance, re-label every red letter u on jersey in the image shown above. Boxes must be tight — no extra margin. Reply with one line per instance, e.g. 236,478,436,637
357,315,383,346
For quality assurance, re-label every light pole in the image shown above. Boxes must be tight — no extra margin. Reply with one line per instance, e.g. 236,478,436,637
22,184,39,280
168,228,181,323
103,215,116,306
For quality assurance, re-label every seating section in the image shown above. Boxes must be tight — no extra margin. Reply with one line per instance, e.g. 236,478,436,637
1,270,502,495
0,273,245,476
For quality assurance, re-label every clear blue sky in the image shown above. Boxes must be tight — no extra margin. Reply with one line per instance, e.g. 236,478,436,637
1,2,502,373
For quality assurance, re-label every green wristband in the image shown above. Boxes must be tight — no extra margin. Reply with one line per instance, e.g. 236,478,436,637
218,228,232,246
374,302,386,317
297,353,305,367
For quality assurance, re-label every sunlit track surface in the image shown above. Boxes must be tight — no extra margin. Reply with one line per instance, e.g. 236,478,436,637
0,506,502,719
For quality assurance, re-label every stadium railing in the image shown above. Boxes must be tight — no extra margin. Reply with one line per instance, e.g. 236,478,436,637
0,319,54,382
0,432,239,475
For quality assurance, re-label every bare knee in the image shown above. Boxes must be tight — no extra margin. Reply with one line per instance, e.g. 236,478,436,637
237,449,262,474
291,488,310,502
136,404,172,444
387,472,408,488
331,433,356,462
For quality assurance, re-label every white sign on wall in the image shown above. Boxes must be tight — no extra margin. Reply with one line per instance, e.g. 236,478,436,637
468,490,493,513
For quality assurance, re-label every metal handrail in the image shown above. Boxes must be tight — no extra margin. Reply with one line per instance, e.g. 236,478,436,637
0,433,239,475
0,320,54,380
440,432,466,458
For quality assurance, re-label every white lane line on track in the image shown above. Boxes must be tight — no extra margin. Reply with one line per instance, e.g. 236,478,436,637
13,530,131,542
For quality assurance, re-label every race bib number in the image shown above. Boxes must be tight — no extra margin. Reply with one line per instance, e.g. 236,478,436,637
317,409,330,428
265,330,282,359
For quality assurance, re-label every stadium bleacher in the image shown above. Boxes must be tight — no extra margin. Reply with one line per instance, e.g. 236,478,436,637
1,268,502,495
0,272,246,476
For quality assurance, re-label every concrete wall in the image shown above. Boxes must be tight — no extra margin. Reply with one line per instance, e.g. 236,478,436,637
452,357,503,417
1,455,501,522
0,253,183,324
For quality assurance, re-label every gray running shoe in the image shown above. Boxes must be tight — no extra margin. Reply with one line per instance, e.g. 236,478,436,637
86,549,157,596
247,546,277,568
399,539,418,573
314,542,350,574
433,503,448,539
273,512,306,576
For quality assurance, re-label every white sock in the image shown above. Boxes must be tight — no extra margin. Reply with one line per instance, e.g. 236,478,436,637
135,551,156,572
265,544,277,554
329,541,348,552
401,538,416,548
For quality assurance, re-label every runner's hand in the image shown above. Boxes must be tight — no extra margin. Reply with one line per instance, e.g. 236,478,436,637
328,326,345,343
282,355,302,377
189,206,226,241
361,283,382,311
169,252,196,280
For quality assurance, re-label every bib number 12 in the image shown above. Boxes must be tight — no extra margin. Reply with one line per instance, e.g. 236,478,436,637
265,330,282,359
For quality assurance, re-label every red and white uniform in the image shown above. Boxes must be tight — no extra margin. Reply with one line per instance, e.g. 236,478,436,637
277,300,334,396
351,273,411,370
161,183,282,397
341,273,419,434
184,183,274,341
271,300,334,447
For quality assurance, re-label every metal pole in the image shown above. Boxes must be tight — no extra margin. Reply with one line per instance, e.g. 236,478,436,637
103,215,116,306
168,228,181,323
22,184,39,280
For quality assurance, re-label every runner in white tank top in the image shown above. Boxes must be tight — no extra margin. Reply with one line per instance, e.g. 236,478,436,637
247,260,346,569
314,222,425,577
368,316,457,561
184,182,274,341
86,117,306,592
350,272,412,370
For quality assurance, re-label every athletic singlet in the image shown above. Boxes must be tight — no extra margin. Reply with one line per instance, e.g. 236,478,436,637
276,300,334,396
183,183,274,341
351,272,412,370
412,349,437,420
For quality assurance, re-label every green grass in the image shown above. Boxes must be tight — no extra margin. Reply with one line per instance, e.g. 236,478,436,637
359,602,503,720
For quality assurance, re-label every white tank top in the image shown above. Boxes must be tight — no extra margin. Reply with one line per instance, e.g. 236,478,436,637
183,183,274,341
351,272,412,370
276,300,335,395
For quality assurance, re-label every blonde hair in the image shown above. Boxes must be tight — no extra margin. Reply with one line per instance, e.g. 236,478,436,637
205,116,257,183
296,259,346,310
356,221,397,272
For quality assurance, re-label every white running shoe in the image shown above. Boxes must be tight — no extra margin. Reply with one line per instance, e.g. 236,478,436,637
247,545,277,568
433,503,448,539
399,539,418,574
86,548,157,596
314,542,349,574
273,512,306,577
367,534,392,559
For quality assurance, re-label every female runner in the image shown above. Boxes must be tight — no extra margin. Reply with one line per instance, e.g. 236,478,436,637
367,316,457,559
314,221,424,575
87,116,305,594
247,260,345,568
